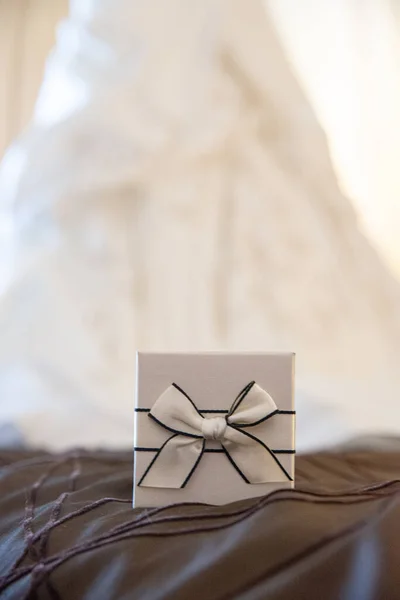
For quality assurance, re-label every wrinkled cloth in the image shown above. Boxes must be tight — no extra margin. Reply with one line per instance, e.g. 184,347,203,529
0,444,399,599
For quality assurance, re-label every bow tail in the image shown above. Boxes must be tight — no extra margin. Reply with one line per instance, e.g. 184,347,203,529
138,435,205,488
223,428,293,483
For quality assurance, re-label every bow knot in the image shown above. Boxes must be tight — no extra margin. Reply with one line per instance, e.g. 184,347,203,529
138,381,292,488
201,416,227,441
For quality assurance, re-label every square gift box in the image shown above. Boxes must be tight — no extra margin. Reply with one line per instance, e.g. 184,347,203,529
133,352,295,507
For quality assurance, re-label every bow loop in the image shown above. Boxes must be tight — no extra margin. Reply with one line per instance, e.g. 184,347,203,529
227,382,278,427
149,384,203,438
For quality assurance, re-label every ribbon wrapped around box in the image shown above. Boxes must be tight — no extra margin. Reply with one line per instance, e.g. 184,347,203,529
134,353,295,507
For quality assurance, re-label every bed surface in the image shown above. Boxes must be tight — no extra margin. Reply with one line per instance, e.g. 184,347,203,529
0,444,399,599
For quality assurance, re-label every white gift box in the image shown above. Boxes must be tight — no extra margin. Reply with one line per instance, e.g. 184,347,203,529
133,352,295,507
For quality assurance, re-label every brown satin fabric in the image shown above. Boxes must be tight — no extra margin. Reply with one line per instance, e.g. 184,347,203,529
0,446,399,599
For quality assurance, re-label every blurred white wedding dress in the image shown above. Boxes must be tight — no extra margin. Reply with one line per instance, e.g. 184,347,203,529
0,0,399,450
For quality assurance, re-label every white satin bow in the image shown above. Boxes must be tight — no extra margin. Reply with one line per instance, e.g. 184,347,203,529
138,381,292,488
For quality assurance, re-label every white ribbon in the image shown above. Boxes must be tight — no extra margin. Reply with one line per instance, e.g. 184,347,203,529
138,381,292,488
